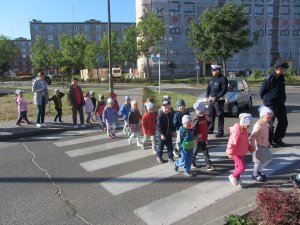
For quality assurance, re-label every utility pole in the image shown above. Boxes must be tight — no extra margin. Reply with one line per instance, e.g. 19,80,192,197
107,0,113,94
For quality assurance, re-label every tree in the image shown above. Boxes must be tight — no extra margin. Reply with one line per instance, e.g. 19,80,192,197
83,42,101,69
31,37,51,70
0,35,19,74
100,31,120,67
136,12,165,82
188,2,257,75
119,25,137,68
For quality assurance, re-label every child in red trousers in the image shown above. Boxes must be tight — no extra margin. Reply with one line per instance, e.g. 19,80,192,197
226,113,253,186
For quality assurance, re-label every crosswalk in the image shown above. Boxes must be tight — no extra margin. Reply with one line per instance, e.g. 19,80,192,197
51,129,299,225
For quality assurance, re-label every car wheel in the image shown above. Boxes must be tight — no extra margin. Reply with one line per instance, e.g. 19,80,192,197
230,103,239,117
246,97,252,109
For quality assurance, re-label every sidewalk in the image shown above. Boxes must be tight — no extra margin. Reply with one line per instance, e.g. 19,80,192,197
0,87,144,141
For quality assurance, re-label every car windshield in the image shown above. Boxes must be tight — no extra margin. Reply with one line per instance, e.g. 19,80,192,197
228,80,237,92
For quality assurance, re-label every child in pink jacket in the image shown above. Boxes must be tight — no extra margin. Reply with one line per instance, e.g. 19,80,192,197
226,113,253,186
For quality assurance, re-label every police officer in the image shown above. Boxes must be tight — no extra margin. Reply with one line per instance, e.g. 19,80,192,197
260,61,289,147
206,65,228,137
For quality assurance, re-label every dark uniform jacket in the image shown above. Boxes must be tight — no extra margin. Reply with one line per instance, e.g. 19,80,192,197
157,111,175,137
206,74,228,100
260,72,286,106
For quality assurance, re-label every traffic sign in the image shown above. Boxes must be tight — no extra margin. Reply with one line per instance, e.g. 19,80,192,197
98,55,104,63
151,53,160,62
195,64,200,70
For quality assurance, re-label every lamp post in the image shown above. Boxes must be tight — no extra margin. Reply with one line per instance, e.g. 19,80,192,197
107,0,113,94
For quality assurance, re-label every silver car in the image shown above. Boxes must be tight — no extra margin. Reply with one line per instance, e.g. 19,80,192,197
197,77,252,117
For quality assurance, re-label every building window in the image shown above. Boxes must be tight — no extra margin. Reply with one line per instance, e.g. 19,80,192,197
96,34,101,40
57,25,62,31
34,25,39,31
85,34,91,40
47,25,52,31
84,25,89,31
96,25,102,31
74,25,79,31
48,34,53,40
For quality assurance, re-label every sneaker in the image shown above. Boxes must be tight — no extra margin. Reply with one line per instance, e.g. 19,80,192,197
152,149,157,155
36,123,42,128
270,142,279,148
137,143,143,148
156,157,163,164
228,174,238,186
168,158,175,163
112,133,117,139
290,175,300,188
258,171,267,179
252,174,265,182
41,123,47,127
274,139,287,147
208,130,214,134
79,124,86,128
173,150,180,158
183,171,193,177
16,123,21,126
59,121,63,123
206,160,215,171
108,134,113,139
215,133,224,138
174,162,179,172
73,125,79,129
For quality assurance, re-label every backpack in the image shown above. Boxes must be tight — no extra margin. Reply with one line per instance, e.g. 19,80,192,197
180,127,195,150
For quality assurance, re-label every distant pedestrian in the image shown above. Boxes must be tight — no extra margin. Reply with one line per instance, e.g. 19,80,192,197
226,113,253,186
142,102,157,153
95,94,106,130
67,77,85,128
32,71,49,128
15,90,33,126
156,100,176,164
119,96,131,136
49,89,64,123
84,92,94,125
174,115,195,177
191,102,215,171
260,61,289,147
14,89,25,123
173,99,190,157
206,65,228,137
128,100,143,148
103,98,118,139
89,91,97,121
250,106,274,182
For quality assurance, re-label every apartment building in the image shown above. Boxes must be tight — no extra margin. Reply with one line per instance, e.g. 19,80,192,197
12,37,32,74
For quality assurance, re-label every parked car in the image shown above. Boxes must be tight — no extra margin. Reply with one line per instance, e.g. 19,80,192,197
32,75,52,85
197,77,252,117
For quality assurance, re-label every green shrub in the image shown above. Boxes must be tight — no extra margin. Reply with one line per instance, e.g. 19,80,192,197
225,214,249,225
251,69,262,80
285,68,295,81
265,67,273,76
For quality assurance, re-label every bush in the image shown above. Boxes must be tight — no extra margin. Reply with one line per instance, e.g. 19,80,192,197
285,68,295,81
251,69,262,80
225,214,249,225
265,67,274,76
256,187,300,225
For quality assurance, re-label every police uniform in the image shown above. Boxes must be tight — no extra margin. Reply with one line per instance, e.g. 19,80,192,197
206,66,228,135
259,62,288,146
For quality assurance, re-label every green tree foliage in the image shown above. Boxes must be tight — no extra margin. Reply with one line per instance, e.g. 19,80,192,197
119,25,137,67
0,35,19,74
83,42,101,69
251,68,262,80
31,37,51,70
100,31,120,67
188,2,257,75
136,12,165,82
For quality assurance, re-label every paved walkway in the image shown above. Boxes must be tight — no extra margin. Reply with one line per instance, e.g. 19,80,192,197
0,87,144,141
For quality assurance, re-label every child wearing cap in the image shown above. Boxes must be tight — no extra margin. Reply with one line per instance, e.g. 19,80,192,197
173,99,190,157
84,92,94,125
249,106,274,182
49,89,65,123
15,90,33,126
128,100,143,148
142,102,157,152
89,91,96,121
161,95,174,113
226,113,253,186
103,98,118,139
192,102,215,170
119,96,131,136
174,115,195,177
156,100,176,163
95,94,106,130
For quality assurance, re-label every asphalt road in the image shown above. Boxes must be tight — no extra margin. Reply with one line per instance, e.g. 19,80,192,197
0,85,299,225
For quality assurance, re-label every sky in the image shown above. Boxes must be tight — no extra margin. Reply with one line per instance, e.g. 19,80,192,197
0,0,136,39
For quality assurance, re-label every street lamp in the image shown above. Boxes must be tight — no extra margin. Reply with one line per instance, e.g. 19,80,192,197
107,0,113,94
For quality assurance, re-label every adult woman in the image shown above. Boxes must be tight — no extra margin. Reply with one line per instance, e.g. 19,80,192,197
32,71,49,128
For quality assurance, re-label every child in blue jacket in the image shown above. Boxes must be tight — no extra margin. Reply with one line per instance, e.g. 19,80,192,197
119,96,131,136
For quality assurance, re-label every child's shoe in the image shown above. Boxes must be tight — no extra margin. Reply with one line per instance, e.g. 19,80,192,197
252,174,265,182
206,160,215,171
174,162,179,172
183,171,193,177
258,171,267,180
108,134,113,139
156,157,163,164
228,174,238,186
168,158,175,163
16,122,21,126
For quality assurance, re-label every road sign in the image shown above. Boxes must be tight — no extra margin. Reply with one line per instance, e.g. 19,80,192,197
98,55,104,63
151,53,160,62
195,64,200,70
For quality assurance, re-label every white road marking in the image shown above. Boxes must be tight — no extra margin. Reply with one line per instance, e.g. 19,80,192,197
101,163,177,195
134,147,300,225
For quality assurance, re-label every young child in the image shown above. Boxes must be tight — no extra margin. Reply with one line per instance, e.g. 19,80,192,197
142,102,157,152
226,113,253,186
192,102,215,170
249,106,274,182
15,90,33,126
84,92,94,125
49,89,65,123
173,99,190,157
143,97,154,113
95,94,106,130
103,98,118,139
89,91,97,121
119,96,131,136
110,92,120,112
156,100,176,163
174,115,195,177
128,100,143,148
